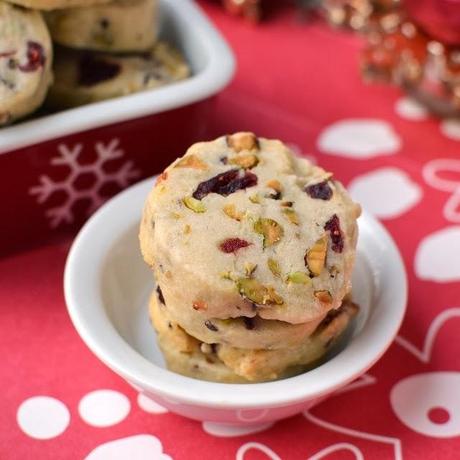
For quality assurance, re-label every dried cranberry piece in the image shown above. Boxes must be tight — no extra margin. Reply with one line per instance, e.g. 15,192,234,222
220,170,257,195
193,169,238,199
243,317,255,330
219,238,251,254
78,54,121,86
18,42,45,72
192,169,257,200
192,300,207,311
305,181,333,200
205,320,218,332
156,285,165,305
324,214,344,253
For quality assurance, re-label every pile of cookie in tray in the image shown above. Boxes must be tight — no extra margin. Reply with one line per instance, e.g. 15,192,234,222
0,0,190,126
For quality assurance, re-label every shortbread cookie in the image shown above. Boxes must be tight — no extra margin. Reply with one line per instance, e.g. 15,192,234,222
217,298,358,381
46,41,189,109
140,133,361,324
5,0,111,11
150,290,248,383
0,3,53,125
46,0,158,52
149,289,359,382
154,285,325,350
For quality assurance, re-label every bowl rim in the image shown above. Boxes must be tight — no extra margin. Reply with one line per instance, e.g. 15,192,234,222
64,177,408,409
0,0,235,154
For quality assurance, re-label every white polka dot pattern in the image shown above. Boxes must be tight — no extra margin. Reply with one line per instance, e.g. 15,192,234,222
17,396,70,440
79,390,130,427
317,120,401,158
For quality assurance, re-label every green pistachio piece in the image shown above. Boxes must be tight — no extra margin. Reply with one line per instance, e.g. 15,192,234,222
183,196,206,213
282,208,299,225
249,193,261,204
236,278,283,305
267,258,281,277
254,218,283,247
229,154,259,169
305,235,328,277
286,271,311,285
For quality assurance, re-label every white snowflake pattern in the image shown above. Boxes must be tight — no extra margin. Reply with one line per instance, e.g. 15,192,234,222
29,138,141,228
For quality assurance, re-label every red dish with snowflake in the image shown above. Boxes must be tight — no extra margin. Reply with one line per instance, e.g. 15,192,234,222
0,0,234,256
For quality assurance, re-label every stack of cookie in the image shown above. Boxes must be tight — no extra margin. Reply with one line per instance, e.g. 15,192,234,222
0,0,189,125
140,133,361,383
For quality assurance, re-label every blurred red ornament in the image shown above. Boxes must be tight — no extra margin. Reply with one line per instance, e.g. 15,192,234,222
222,0,261,22
362,14,429,81
361,5,460,117
322,0,399,30
404,0,460,45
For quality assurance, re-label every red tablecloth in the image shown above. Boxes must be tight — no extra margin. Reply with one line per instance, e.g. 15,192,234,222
2,2,460,459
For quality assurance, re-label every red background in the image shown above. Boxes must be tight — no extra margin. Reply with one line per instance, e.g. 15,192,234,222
1,2,460,459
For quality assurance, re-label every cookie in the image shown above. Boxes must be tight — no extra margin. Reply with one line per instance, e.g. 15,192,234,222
45,0,158,52
140,133,361,324
150,290,248,383
5,0,111,11
46,41,189,109
154,284,326,350
217,297,358,381
149,289,359,383
0,3,53,125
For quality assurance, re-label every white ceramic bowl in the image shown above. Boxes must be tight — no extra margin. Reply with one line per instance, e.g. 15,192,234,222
64,177,407,425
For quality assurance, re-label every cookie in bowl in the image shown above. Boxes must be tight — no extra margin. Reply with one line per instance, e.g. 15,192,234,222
140,132,362,383
152,283,327,351
140,132,361,324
